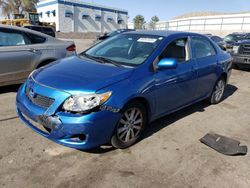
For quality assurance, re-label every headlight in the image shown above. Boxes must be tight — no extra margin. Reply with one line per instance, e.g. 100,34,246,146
233,46,239,53
62,91,112,113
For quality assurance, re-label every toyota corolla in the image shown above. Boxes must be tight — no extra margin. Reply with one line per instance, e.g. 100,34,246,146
16,31,232,150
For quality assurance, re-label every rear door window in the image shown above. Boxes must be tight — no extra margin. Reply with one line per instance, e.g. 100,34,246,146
191,37,216,59
211,36,223,43
25,32,46,44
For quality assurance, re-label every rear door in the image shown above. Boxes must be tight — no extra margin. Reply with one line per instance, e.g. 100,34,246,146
0,28,39,84
190,36,218,98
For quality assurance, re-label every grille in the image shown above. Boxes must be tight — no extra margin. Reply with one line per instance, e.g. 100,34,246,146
239,44,250,55
25,86,54,109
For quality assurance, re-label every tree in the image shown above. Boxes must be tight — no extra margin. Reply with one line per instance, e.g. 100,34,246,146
133,15,145,30
0,0,38,18
149,16,159,30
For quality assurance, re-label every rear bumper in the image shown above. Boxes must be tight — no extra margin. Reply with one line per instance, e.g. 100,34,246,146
232,54,250,65
16,83,121,150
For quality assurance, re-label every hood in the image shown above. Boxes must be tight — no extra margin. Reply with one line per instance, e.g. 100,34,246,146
235,39,250,45
32,56,133,92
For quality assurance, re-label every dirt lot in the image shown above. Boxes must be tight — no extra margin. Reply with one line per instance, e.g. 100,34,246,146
0,39,250,188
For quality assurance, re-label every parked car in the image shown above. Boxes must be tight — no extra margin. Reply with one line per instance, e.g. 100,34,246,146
0,25,76,86
231,33,250,68
205,34,226,51
23,25,56,37
223,33,246,52
16,31,232,150
96,29,135,41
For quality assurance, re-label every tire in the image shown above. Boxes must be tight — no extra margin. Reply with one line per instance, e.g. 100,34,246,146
207,77,226,104
111,101,147,149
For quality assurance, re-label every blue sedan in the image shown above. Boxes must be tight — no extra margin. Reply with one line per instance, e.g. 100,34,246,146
16,31,232,149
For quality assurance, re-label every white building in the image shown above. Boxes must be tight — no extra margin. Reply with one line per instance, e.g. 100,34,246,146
37,0,128,33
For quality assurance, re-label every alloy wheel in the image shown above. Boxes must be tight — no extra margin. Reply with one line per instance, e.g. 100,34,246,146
117,107,143,143
214,79,225,102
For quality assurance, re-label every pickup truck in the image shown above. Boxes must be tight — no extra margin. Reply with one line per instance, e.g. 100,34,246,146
231,33,250,68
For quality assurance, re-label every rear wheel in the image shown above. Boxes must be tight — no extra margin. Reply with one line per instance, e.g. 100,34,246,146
207,77,226,104
111,102,147,149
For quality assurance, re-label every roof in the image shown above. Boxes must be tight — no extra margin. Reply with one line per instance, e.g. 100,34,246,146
37,0,128,15
126,30,201,37
0,24,54,38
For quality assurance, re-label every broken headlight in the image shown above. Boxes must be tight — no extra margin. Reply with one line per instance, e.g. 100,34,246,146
62,91,112,113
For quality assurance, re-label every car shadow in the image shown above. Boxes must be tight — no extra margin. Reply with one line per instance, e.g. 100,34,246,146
141,84,238,145
0,84,21,94
86,84,238,154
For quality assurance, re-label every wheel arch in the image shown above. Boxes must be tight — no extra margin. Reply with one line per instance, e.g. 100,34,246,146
121,96,152,122
220,72,228,83
36,58,57,69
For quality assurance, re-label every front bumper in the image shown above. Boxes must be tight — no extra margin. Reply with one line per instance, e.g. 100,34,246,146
232,54,250,65
16,81,121,150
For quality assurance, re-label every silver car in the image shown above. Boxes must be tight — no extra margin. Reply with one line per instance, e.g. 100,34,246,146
0,25,76,86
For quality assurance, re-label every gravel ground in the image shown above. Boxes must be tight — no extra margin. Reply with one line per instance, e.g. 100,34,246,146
0,39,250,188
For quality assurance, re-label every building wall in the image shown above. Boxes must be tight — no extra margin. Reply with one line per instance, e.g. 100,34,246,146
37,0,128,33
37,0,59,30
155,13,250,36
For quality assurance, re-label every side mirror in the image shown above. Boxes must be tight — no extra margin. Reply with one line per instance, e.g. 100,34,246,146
157,58,177,70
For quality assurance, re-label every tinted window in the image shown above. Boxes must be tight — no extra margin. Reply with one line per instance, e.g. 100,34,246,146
25,32,46,44
211,36,222,43
0,29,31,46
191,37,216,59
160,38,189,63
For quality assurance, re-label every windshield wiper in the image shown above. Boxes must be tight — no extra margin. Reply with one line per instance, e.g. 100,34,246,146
93,56,123,67
80,53,123,67
79,52,98,61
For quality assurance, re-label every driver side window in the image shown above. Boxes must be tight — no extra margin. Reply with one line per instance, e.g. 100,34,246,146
159,37,189,63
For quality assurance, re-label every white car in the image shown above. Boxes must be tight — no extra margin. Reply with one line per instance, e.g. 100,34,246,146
0,25,76,86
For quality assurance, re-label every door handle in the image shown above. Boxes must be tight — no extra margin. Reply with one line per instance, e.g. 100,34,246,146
29,48,38,53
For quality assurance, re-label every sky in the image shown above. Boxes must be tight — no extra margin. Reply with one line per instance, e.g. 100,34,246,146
0,0,250,21
84,0,250,22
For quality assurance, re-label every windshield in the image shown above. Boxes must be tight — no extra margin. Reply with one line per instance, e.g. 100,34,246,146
82,34,164,66
29,13,39,22
224,34,244,42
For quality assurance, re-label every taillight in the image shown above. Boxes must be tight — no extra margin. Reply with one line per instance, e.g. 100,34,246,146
66,44,76,52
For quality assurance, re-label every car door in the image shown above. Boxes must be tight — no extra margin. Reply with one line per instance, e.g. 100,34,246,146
154,37,198,116
0,28,39,84
190,36,218,98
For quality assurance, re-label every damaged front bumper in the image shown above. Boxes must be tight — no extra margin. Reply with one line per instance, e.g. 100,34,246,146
16,80,121,150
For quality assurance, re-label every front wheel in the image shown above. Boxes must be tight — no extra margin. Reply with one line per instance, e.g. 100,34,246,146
111,102,147,149
207,77,226,104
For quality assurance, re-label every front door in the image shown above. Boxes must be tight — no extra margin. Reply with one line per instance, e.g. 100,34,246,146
154,37,198,117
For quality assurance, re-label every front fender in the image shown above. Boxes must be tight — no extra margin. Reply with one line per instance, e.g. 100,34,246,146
97,72,156,121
